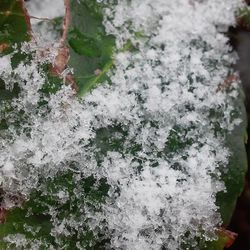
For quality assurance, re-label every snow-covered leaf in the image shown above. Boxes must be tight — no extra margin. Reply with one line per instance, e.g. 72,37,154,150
0,0,248,250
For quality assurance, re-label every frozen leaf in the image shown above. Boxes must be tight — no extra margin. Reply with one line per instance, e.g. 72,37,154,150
0,0,248,250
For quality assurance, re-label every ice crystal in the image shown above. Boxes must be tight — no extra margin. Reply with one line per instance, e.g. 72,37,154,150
0,0,246,249
25,0,65,44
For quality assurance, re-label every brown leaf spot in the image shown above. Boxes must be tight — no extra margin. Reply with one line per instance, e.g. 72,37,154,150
66,74,78,92
218,228,238,248
0,43,9,53
94,69,102,76
50,46,78,92
51,47,70,76
216,74,239,92
0,208,8,224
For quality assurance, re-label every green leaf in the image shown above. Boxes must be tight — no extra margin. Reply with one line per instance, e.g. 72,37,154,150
0,207,53,250
67,0,115,96
0,172,110,249
216,88,248,225
0,0,30,129
0,1,248,250
238,7,250,29
205,235,229,250
69,28,102,57
0,0,30,47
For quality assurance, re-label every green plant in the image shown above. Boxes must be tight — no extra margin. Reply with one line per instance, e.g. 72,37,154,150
0,1,248,249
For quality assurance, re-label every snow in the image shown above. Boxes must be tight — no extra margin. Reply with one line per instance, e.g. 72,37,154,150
0,55,12,85
25,0,65,44
25,0,64,20
0,0,246,249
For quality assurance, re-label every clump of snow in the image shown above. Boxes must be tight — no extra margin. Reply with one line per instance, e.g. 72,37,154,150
25,0,65,44
25,0,64,20
0,0,246,249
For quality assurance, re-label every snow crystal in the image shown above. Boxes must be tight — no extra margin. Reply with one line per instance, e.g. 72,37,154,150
25,0,65,44
25,0,64,20
0,0,246,249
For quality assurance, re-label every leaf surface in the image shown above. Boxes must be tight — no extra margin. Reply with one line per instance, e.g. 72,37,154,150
67,0,115,96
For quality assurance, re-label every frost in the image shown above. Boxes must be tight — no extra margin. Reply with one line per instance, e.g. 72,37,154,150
0,55,12,89
0,56,12,76
0,0,246,249
25,0,64,20
25,0,65,44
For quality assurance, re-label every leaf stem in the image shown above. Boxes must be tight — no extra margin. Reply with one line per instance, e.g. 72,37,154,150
60,0,71,46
